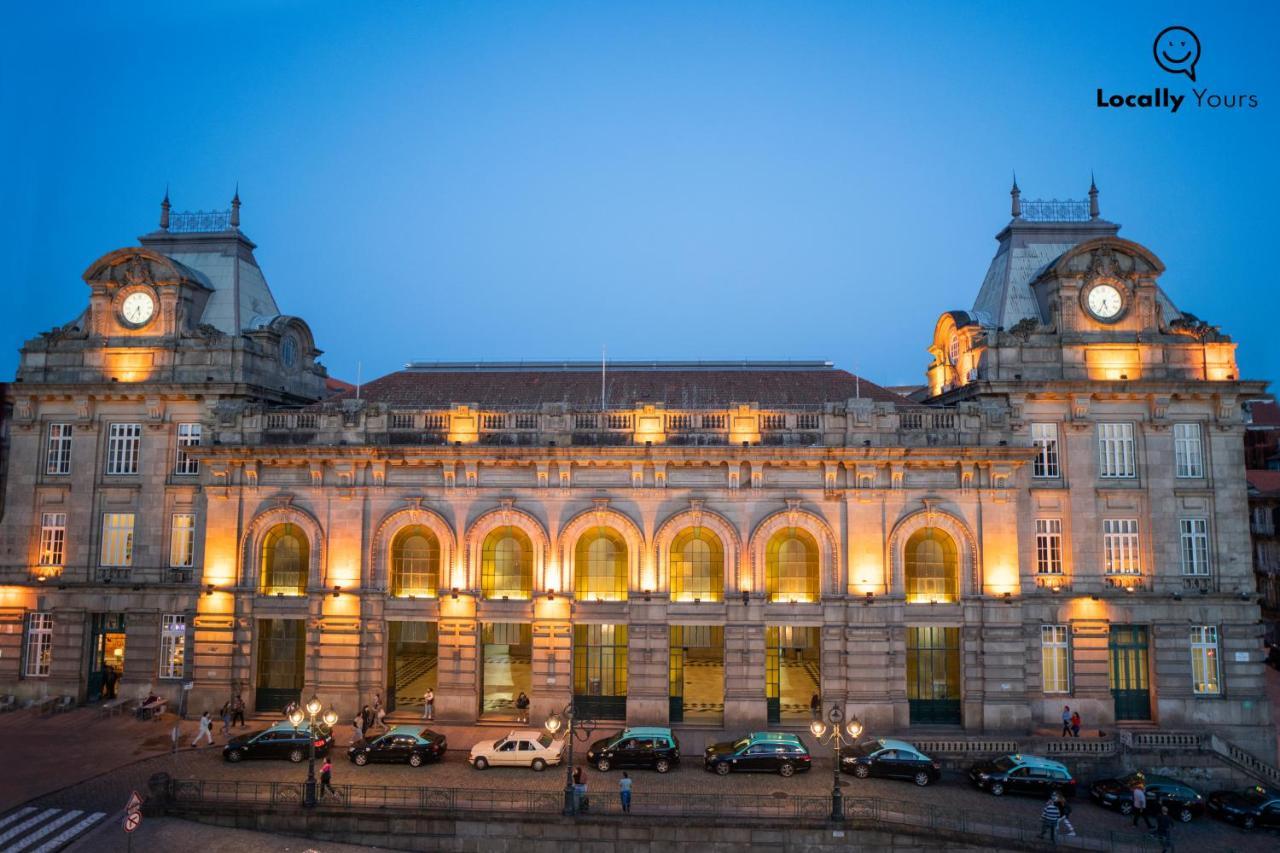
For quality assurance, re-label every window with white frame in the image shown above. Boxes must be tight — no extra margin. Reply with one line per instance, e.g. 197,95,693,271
170,514,196,568
24,612,53,677
159,614,186,679
1035,518,1063,574
1190,626,1221,695
45,424,72,475
1097,423,1136,478
1031,423,1060,478
1180,518,1210,576
1041,625,1070,694
1173,423,1204,478
174,423,201,475
100,513,135,567
106,423,141,475
38,512,67,566
1103,518,1140,574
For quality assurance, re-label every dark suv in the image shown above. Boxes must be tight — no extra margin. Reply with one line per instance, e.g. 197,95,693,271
223,722,333,763
587,727,681,773
704,732,812,777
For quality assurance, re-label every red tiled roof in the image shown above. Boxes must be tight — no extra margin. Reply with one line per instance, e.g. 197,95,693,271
325,377,356,395
333,365,904,409
1248,470,1280,497
1249,401,1280,427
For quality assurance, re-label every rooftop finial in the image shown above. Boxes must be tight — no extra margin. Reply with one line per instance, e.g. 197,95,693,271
1088,172,1099,219
230,184,241,229
160,186,171,231
1010,172,1021,219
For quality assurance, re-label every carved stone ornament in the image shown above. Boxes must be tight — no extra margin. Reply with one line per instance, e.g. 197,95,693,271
123,255,153,288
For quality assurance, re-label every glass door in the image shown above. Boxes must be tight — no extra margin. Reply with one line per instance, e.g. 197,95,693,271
87,613,127,702
766,625,820,723
906,626,961,725
573,624,628,720
386,621,438,713
1109,625,1151,721
255,619,305,712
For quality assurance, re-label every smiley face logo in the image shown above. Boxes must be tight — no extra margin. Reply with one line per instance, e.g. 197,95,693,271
1153,26,1200,82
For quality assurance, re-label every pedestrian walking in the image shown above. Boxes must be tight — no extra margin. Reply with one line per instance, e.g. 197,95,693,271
809,693,821,718
1131,783,1153,829
373,693,383,716
103,666,117,700
515,691,530,723
1154,804,1173,852
619,772,632,814
1070,710,1081,738
191,711,215,747
319,758,337,800
375,704,389,734
572,766,587,813
352,714,364,744
220,701,232,736
422,688,434,721
232,694,246,727
361,704,373,733
1038,794,1062,844
1055,790,1077,837
1061,705,1072,737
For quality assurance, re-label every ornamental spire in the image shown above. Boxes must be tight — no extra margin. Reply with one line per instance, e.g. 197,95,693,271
1010,172,1021,219
160,186,171,231
230,184,241,229
1088,172,1099,219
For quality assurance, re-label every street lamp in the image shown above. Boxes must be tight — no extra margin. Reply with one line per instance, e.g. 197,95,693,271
809,703,863,822
290,694,330,808
545,703,595,816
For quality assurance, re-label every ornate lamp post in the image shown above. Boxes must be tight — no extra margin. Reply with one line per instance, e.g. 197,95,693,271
809,703,863,822
544,704,595,816
289,695,336,808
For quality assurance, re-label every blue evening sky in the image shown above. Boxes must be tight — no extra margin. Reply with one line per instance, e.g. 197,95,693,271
2,1,1277,388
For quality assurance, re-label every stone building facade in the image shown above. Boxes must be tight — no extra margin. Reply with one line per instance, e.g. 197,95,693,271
0,188,1273,763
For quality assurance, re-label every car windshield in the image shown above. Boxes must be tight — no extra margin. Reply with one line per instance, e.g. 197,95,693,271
850,740,878,756
604,730,625,746
992,756,1017,772
538,732,554,749
733,738,751,751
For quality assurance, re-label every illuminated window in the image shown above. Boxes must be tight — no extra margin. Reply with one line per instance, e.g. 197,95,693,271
175,423,202,476
1041,625,1070,694
904,527,958,603
100,513,135,567
1174,423,1204,478
24,613,53,677
1031,423,1060,478
391,525,440,597
39,512,67,567
261,524,309,595
575,528,628,601
159,614,186,680
1035,518,1063,575
670,527,724,602
1097,423,1136,478
481,527,533,600
1190,626,1220,695
765,529,819,602
1179,518,1210,576
170,514,196,568
1103,519,1140,575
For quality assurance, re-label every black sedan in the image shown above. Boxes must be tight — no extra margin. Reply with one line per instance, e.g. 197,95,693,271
1089,773,1204,822
840,738,941,787
223,722,333,763
1207,786,1280,830
348,725,447,767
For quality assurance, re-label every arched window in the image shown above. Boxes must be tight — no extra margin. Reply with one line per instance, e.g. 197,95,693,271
904,527,959,603
390,525,440,597
669,527,724,602
574,528,628,601
260,523,308,595
765,529,819,602
481,527,533,600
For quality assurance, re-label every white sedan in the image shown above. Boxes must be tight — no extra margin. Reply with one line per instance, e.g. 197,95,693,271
469,730,564,770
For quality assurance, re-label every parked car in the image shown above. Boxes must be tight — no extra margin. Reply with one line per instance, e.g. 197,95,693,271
223,721,333,763
1207,785,1280,830
469,729,564,770
967,754,1076,798
840,738,941,786
587,727,680,773
1089,772,1204,822
703,732,812,777
348,725,446,767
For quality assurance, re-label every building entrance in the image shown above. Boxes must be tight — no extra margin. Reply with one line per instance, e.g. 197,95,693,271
87,613,126,702
480,622,532,718
255,619,305,712
766,625,821,723
906,626,961,725
1109,625,1152,721
669,625,723,724
574,624,627,720
386,621,438,713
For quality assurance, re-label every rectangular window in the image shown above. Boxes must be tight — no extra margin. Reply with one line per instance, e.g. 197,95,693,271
46,424,73,475
1041,625,1070,694
1035,518,1063,574
106,423,142,475
170,514,196,568
1174,423,1204,478
100,513,135,567
1031,423,1060,478
38,512,67,566
24,612,53,677
1179,518,1210,576
1097,423,1136,478
174,423,201,476
159,614,186,680
1103,519,1140,575
1189,626,1220,695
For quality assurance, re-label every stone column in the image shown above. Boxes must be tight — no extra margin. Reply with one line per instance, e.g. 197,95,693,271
435,596,478,721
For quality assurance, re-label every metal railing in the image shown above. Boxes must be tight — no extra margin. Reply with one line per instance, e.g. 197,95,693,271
166,779,1169,851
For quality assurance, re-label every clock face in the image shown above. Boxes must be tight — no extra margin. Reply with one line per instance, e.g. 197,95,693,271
1086,283,1124,321
120,291,156,326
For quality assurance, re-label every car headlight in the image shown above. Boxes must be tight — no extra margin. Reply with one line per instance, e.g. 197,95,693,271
978,772,989,781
